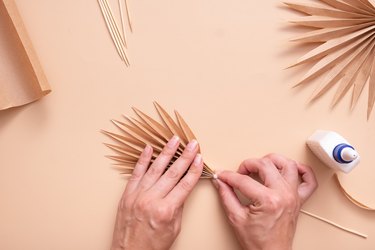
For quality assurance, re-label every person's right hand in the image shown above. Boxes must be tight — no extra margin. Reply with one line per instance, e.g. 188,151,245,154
214,154,318,250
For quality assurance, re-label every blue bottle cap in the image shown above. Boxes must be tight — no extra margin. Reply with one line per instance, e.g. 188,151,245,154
333,143,356,164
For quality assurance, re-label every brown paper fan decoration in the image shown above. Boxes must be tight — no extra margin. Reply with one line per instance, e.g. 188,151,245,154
102,102,215,179
285,0,375,118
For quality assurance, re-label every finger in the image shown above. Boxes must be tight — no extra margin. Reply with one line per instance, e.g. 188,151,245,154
139,135,180,191
124,145,153,195
237,158,284,188
152,140,199,197
297,164,318,204
214,178,247,219
165,153,203,207
218,171,268,205
264,153,299,189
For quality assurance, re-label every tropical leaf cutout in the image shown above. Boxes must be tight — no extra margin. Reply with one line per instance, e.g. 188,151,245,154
102,102,215,179
285,0,375,119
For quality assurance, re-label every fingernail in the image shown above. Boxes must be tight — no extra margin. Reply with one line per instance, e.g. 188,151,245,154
167,135,180,147
187,139,198,151
193,154,202,165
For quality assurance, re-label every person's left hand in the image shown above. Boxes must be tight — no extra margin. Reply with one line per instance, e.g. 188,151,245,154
111,136,203,250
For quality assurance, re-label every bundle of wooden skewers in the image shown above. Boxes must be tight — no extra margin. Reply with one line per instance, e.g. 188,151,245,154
98,0,132,66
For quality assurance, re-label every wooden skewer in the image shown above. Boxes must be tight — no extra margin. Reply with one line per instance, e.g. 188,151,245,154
99,0,128,65
118,0,128,47
300,209,368,239
124,0,133,32
98,0,124,61
98,0,129,66
102,0,129,64
102,0,127,48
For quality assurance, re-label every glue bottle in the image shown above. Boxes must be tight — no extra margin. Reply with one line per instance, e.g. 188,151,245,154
306,130,360,173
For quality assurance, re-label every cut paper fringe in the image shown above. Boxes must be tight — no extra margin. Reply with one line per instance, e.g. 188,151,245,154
98,0,132,66
102,102,215,179
285,0,375,119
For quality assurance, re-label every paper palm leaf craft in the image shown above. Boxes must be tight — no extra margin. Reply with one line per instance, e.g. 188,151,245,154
102,102,215,179
285,0,375,118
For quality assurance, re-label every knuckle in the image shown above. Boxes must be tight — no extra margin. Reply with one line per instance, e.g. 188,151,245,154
147,166,162,177
130,171,142,181
188,165,201,175
180,151,195,161
134,198,151,213
165,167,180,180
136,158,150,169
154,205,174,224
260,158,272,166
264,194,283,212
162,145,177,157
289,160,298,168
179,179,193,192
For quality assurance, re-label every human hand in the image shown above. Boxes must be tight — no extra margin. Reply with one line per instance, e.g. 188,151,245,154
214,154,318,250
111,136,203,250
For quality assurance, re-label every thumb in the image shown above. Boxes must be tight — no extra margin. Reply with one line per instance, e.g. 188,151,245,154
213,176,246,217
218,170,267,205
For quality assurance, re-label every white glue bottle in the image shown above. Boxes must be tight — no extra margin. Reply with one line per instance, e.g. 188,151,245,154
306,130,360,173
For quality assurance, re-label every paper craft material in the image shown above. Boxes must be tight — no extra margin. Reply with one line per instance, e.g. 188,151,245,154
98,0,132,66
285,0,375,119
0,0,50,110
334,173,375,211
102,103,367,237
307,130,360,173
102,102,215,178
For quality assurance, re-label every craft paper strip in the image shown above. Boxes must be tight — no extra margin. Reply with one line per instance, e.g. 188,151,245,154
334,173,375,211
286,0,375,118
0,0,50,110
102,102,215,179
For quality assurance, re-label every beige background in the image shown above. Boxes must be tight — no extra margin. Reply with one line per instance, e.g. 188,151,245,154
1,0,375,249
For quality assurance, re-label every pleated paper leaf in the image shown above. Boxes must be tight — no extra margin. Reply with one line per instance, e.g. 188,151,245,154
102,102,215,179
285,0,375,119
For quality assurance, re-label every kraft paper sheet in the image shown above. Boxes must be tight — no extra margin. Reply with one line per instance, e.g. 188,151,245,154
0,0,50,110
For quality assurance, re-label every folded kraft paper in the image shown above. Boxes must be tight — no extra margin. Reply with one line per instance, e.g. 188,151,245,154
0,0,50,110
